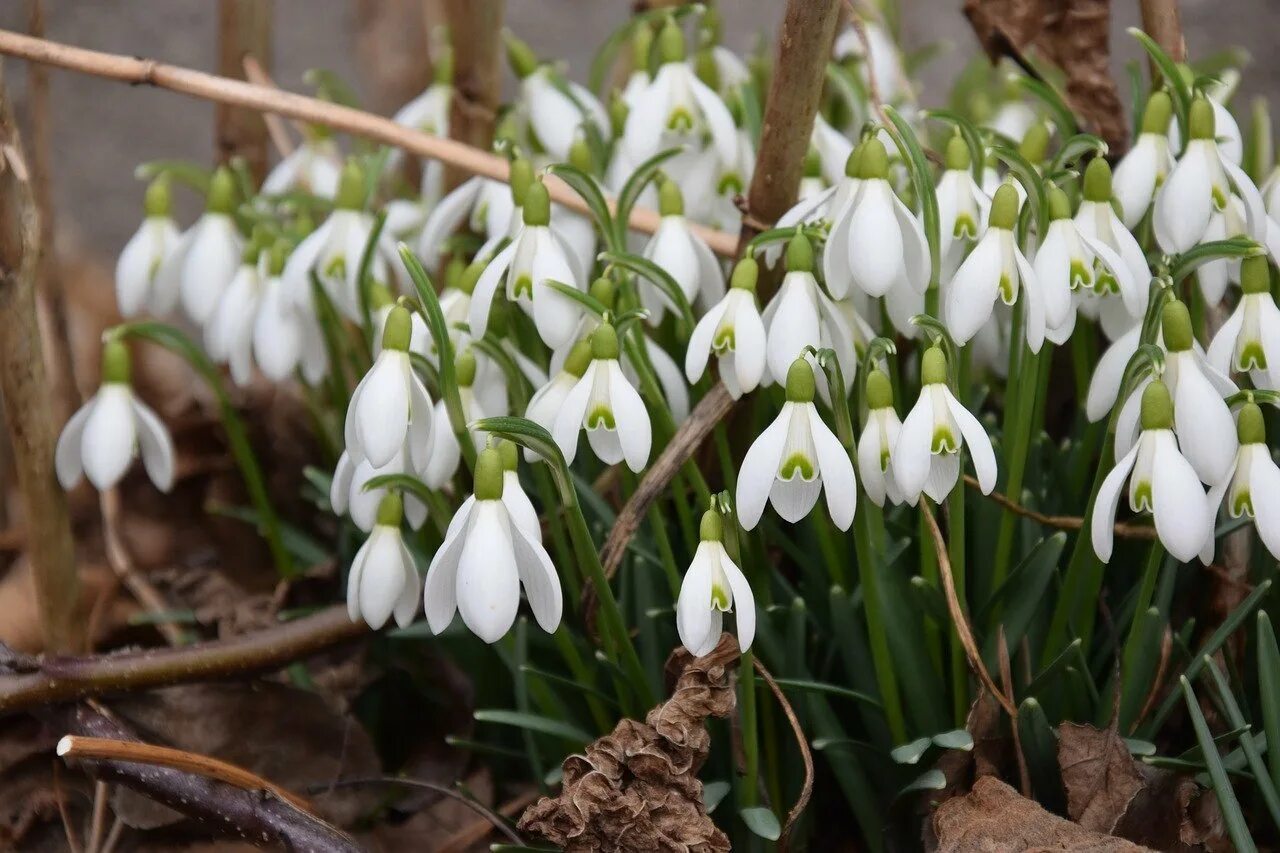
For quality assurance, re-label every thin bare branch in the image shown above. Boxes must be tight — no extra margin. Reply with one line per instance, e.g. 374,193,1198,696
753,657,813,851
216,0,272,183
100,488,193,647
963,474,1157,539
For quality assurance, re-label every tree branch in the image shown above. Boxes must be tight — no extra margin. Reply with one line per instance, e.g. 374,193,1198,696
0,28,737,257
0,605,367,712
216,0,272,183
1138,0,1185,64
440,0,503,191
962,474,1157,539
0,59,79,653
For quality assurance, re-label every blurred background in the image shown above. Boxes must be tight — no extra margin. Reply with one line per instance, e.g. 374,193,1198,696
0,0,1277,260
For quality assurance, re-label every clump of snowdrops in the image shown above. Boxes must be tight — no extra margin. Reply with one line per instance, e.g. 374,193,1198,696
57,6,1280,848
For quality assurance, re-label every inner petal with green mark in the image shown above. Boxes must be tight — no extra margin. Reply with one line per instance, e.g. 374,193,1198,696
1093,264,1119,295
667,108,695,132
1211,184,1228,211
511,273,534,301
998,272,1016,305
779,453,816,481
1069,258,1092,290
1238,340,1267,371
324,255,347,279
953,215,976,240
710,580,732,612
931,426,958,455
587,405,616,431
1131,480,1153,513
718,173,744,195
1231,487,1254,518
712,326,736,353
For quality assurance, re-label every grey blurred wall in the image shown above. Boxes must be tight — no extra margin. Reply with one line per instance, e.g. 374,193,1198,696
0,0,1276,260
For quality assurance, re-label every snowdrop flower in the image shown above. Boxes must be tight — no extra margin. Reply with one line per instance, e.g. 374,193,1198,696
621,19,737,169
686,257,766,398
506,33,608,163
1115,301,1238,486
163,167,243,327
56,339,174,493
1208,256,1280,389
424,446,562,643
205,239,264,386
115,178,182,318
858,369,905,507
1092,379,1211,563
945,183,1046,351
893,347,997,505
832,21,909,105
552,323,651,472
1202,403,1280,562
331,441,429,532
417,171,517,268
935,136,991,275
494,440,542,543
1074,160,1153,339
736,359,857,530
1170,91,1243,166
677,510,754,657
766,142,865,269
640,179,725,323
526,338,591,460
826,137,928,301
1112,92,1174,228
987,101,1038,150
345,305,434,469
389,49,453,205
469,178,584,349
285,160,397,322
762,235,857,392
346,494,420,630
253,240,325,383
1084,321,1142,423
261,129,343,199
1155,97,1265,255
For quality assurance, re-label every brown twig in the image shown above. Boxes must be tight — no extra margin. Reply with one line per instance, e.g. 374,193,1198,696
963,474,1157,539
0,60,79,653
0,28,738,257
997,627,1032,798
100,488,192,647
216,0,272,183
920,504,1016,717
0,604,367,712
52,759,84,853
1138,0,1185,65
53,703,359,852
59,734,316,814
738,0,843,258
440,0,503,192
753,657,813,852
241,55,295,157
85,780,109,853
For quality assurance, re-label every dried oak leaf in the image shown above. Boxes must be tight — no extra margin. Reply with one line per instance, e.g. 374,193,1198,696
1115,763,1225,851
518,634,739,852
1058,721,1144,835
933,776,1151,852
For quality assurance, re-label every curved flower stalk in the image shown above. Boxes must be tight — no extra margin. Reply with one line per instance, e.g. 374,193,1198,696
944,183,1045,350
346,493,421,630
1035,185,1141,345
285,160,398,322
677,509,754,658
825,137,928,302
424,444,562,643
116,178,182,318
552,323,651,472
736,358,856,530
935,135,991,279
1202,402,1280,562
205,238,265,387
640,178,725,323
56,339,174,493
1207,256,1280,389
1073,159,1152,339
253,240,326,384
1115,301,1237,486
469,178,585,349
686,257,766,399
261,130,343,199
1155,96,1266,256
1112,92,1174,229
344,305,434,470
762,234,857,392
1092,379,1211,563
506,33,608,163
893,346,997,505
858,369,905,507
621,19,737,170
160,167,243,328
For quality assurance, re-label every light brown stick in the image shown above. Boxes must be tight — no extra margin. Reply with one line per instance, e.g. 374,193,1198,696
241,55,297,155
753,657,814,852
0,28,738,257
0,60,79,653
963,474,1157,539
1138,0,1186,65
440,0,503,191
216,0,272,183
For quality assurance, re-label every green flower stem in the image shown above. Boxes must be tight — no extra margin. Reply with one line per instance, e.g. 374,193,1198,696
918,510,944,673
534,466,581,605
114,322,294,577
1115,542,1165,731
854,499,909,744
990,345,1041,601
738,648,760,809
355,210,388,350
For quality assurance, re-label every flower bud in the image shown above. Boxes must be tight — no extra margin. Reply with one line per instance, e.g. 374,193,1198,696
1018,121,1051,164
657,17,685,64
509,158,534,207
857,137,889,180
844,141,865,179
1047,184,1072,221
505,32,539,79
694,48,719,90
631,23,654,70
498,438,519,471
569,138,594,174
433,44,455,85
563,337,594,377
1140,379,1174,430
589,276,616,309
1189,96,1215,141
784,358,816,403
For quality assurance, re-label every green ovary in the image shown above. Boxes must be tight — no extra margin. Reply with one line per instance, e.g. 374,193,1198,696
779,453,815,481
587,405,616,430
931,428,958,455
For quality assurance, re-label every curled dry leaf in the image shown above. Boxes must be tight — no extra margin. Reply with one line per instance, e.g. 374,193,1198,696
962,0,1129,153
1058,721,1145,834
933,776,1150,852
518,633,740,852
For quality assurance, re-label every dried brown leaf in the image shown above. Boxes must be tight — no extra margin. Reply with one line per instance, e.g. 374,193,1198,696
933,776,1151,852
518,634,739,852
1058,722,1145,834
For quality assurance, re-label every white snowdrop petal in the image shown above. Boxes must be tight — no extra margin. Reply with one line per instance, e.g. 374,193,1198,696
509,517,563,633
81,386,138,491
943,388,997,494
551,364,598,464
468,240,516,340
807,407,857,530
358,530,409,630
354,355,411,468
722,557,755,654
1087,324,1141,422
1172,356,1238,486
55,400,93,489
944,232,1003,344
456,502,521,643
1091,443,1140,562
735,404,793,530
892,390,935,501
1151,432,1212,562
130,397,176,492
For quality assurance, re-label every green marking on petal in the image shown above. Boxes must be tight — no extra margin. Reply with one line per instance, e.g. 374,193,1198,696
879,446,891,472
953,215,977,240
998,273,1015,304
1211,185,1228,211
780,453,816,481
712,327,736,353
1232,489,1254,518
512,273,534,300
324,255,347,279
1069,258,1092,289
587,405,616,430
710,581,731,611
667,107,695,132
1133,481,1153,512
931,427,958,454
1239,341,1267,371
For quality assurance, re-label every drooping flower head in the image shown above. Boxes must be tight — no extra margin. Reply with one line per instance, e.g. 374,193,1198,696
116,177,182,318
1112,91,1174,229
857,369,905,507
677,509,755,657
1207,255,1280,389
686,256,766,398
346,493,421,630
552,322,652,472
344,304,434,470
1202,402,1280,563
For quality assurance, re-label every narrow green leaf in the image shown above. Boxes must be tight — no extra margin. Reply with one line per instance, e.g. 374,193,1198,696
473,709,592,746
881,105,940,291
361,472,437,507
1048,134,1109,175
614,147,684,249
544,278,608,317
1201,655,1280,829
1180,678,1257,852
547,163,615,249
134,160,211,194
772,678,882,709
1260,612,1280,794
1027,638,1084,696
1018,698,1065,811
1014,75,1078,137
1170,239,1264,283
599,250,696,330
206,503,329,567
1129,28,1193,143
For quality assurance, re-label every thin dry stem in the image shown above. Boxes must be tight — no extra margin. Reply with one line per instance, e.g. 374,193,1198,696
753,657,814,852
85,780,109,853
216,0,272,183
963,474,1157,539
921,503,1016,717
241,55,295,157
0,28,737,256
100,489,192,647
